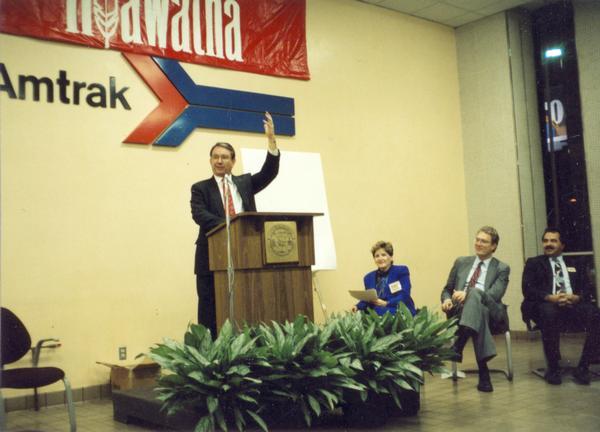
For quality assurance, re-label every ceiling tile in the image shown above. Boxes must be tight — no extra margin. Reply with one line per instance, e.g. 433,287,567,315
358,0,541,26
443,0,498,12
378,0,439,14
416,3,468,21
443,11,486,27
504,0,538,8
477,0,531,15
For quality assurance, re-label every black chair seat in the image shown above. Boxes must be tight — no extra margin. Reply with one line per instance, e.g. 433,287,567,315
1,367,65,389
1,307,76,430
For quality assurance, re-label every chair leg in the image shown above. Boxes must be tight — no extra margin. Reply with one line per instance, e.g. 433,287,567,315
484,331,513,380
0,390,6,431
34,387,40,411
505,331,513,381
452,361,466,381
441,361,466,380
440,337,466,381
445,332,514,381
62,377,77,432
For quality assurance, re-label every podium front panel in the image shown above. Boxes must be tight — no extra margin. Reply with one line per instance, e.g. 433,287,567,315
214,267,314,329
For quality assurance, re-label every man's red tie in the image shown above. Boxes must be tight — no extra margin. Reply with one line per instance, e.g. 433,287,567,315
222,179,236,217
468,261,483,289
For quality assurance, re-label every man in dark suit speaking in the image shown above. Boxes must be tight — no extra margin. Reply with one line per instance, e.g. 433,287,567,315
190,113,280,337
441,226,510,392
522,227,600,385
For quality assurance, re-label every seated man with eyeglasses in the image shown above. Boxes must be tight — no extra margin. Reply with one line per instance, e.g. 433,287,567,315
441,226,510,392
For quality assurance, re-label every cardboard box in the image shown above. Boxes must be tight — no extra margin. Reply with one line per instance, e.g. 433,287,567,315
97,358,160,391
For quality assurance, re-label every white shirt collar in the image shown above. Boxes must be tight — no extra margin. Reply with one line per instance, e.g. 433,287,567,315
214,174,233,183
548,255,564,263
475,256,492,267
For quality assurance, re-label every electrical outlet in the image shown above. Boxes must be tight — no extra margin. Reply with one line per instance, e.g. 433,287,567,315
119,346,127,361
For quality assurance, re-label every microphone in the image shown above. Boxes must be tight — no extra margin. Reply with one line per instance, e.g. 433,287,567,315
223,177,235,325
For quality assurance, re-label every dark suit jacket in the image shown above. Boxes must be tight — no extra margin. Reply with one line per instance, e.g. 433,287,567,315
521,254,592,322
190,151,280,274
441,256,510,331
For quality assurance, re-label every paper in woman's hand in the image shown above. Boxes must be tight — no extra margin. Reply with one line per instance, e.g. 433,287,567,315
349,289,378,302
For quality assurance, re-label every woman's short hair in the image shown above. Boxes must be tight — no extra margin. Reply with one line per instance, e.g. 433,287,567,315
371,241,393,257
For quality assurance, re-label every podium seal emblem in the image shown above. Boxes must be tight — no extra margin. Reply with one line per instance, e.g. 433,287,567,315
264,221,299,263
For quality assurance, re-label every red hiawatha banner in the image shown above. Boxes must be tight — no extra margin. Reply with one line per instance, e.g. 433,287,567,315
0,0,309,80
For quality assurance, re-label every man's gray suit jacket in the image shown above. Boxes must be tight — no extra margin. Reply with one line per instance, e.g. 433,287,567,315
441,256,510,307
441,256,510,361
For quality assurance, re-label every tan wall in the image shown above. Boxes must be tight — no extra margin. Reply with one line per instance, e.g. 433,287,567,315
506,9,547,260
0,0,467,393
455,13,528,329
574,0,600,301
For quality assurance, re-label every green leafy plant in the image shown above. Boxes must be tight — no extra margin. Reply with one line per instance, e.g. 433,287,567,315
252,315,364,427
329,311,423,409
146,306,457,431
362,304,458,374
148,321,269,432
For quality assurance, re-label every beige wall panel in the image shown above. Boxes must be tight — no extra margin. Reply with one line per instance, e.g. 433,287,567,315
456,13,526,328
308,1,467,321
574,0,600,300
506,10,546,261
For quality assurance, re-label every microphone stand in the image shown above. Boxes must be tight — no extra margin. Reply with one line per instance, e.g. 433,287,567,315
224,178,236,327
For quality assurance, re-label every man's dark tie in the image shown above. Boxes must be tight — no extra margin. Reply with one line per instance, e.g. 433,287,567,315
468,261,483,290
552,258,565,294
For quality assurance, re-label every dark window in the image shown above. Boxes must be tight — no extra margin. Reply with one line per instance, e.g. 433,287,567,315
533,1,592,252
532,1,595,300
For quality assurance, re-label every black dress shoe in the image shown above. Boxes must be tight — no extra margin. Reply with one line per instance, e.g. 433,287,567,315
573,366,591,385
477,378,493,392
544,368,562,385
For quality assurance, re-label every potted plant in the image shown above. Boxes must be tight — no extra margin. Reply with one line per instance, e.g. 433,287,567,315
148,321,269,432
252,315,364,427
328,311,423,426
359,304,457,416
146,306,456,431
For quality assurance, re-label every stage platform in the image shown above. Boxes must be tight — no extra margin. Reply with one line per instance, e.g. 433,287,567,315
112,387,200,430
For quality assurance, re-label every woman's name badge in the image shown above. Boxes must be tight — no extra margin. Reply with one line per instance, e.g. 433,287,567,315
567,267,577,273
389,281,402,293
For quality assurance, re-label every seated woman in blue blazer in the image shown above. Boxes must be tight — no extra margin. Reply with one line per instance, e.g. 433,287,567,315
353,241,417,316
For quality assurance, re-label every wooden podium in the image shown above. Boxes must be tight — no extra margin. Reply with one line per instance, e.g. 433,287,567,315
207,212,322,330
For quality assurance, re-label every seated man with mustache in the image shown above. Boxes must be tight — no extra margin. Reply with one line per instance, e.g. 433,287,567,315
522,227,600,385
